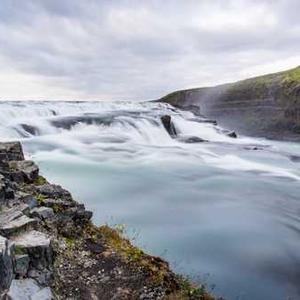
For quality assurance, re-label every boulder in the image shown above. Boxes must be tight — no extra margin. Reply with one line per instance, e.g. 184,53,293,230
0,215,37,237
0,142,24,162
30,287,53,300
11,231,52,272
0,235,13,296
20,124,40,136
30,207,54,221
161,115,177,137
9,161,39,183
36,184,72,200
227,131,237,138
4,278,53,300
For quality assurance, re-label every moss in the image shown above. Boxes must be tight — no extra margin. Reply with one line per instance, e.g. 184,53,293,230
165,275,214,300
64,236,76,249
13,245,26,255
34,175,47,186
35,193,45,205
97,225,144,262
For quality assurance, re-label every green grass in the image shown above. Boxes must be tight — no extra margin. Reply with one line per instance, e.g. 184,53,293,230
283,66,300,83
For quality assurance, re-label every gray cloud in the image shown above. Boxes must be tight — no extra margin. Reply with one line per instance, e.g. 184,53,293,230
0,0,299,100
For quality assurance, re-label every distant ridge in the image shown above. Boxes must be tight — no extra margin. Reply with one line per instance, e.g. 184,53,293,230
160,66,300,141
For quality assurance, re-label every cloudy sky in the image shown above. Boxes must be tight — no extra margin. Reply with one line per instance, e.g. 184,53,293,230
0,0,299,100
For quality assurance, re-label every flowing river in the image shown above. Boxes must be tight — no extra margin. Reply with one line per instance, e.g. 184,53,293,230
1,100,300,300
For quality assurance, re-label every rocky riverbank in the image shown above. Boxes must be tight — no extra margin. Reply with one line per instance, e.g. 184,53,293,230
160,66,300,141
0,142,217,300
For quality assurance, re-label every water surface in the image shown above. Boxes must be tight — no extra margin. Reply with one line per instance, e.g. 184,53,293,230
0,101,300,300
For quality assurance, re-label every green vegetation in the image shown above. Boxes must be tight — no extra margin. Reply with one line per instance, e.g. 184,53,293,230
283,66,300,83
34,175,47,186
82,222,215,299
64,236,76,249
35,193,45,205
13,245,26,255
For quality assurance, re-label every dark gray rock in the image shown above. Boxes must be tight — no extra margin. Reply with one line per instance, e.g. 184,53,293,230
0,174,5,206
0,142,24,162
9,160,39,183
11,231,52,272
43,198,75,209
0,235,13,296
227,131,237,138
0,215,37,237
14,254,30,277
160,115,177,137
20,124,40,136
178,136,207,143
36,184,72,200
30,207,54,221
27,269,52,286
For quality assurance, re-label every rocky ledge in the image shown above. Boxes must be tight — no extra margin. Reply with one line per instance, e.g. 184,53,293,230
0,142,217,300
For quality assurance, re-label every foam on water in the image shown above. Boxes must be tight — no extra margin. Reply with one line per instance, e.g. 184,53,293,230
1,100,300,299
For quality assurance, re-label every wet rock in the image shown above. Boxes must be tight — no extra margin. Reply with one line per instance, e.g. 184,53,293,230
14,254,30,277
9,160,39,183
188,117,217,125
30,207,54,221
0,235,13,296
161,115,177,137
289,155,300,162
20,124,40,136
0,142,24,162
11,230,52,272
226,131,237,138
178,136,207,143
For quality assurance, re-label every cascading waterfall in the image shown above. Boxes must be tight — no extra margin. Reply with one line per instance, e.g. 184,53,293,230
1,100,300,300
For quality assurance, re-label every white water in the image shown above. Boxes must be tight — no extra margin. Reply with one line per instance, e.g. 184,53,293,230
1,101,300,300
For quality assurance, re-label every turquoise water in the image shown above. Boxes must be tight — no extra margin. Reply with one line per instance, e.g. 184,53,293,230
1,101,300,299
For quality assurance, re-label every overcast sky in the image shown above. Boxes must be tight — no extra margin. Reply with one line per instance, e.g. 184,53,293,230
0,0,299,100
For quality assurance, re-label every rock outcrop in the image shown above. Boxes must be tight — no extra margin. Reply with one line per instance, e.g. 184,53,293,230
0,142,217,300
160,66,300,141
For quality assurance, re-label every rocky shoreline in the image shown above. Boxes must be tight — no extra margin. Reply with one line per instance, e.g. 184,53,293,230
0,142,217,300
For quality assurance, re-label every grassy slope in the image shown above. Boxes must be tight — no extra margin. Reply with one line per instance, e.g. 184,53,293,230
161,66,300,104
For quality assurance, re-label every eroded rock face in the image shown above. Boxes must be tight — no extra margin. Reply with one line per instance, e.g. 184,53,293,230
11,230,52,273
9,160,39,183
0,142,24,161
0,142,206,300
6,278,53,300
161,66,300,141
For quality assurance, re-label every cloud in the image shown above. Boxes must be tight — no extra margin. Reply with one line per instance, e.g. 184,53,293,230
0,0,299,100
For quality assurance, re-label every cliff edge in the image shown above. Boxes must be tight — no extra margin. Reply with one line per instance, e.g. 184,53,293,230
160,66,300,141
0,142,217,300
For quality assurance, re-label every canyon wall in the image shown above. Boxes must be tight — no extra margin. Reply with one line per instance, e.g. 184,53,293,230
161,66,300,141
